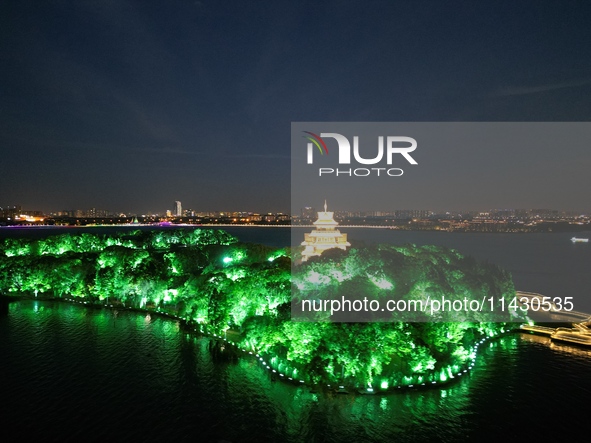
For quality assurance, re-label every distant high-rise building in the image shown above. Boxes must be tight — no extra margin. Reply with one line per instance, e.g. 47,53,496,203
1,205,21,219
174,201,182,217
301,206,315,220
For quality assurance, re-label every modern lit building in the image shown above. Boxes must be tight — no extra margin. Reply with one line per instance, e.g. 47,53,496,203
301,206,315,220
301,201,351,262
174,201,182,217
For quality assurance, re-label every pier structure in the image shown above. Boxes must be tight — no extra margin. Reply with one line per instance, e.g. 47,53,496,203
518,291,591,347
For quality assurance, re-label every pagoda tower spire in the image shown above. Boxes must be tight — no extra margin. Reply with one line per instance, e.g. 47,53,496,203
300,199,350,262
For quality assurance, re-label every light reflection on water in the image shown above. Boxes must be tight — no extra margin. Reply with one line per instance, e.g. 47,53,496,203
1,300,590,442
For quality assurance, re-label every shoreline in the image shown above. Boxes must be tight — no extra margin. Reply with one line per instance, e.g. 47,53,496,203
3,294,520,396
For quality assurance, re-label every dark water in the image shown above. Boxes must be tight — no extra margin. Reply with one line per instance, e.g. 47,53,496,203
1,226,590,442
1,300,591,442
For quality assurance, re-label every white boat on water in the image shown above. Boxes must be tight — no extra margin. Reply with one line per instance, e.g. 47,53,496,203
571,237,589,243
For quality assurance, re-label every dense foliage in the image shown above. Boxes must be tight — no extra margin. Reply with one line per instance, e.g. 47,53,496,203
0,229,522,390
293,244,518,322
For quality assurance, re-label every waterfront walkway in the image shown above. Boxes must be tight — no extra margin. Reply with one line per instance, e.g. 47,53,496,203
518,291,591,347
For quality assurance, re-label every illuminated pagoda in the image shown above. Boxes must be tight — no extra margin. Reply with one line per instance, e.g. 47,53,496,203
301,200,351,262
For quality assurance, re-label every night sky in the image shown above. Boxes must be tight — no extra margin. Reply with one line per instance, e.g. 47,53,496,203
2,0,591,214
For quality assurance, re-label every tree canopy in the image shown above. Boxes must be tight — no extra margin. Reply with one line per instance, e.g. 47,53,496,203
0,229,522,390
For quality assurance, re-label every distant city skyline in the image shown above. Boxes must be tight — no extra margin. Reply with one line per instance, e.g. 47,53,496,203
2,202,590,219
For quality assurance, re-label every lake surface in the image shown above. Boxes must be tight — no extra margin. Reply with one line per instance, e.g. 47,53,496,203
1,300,591,442
1,226,590,442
